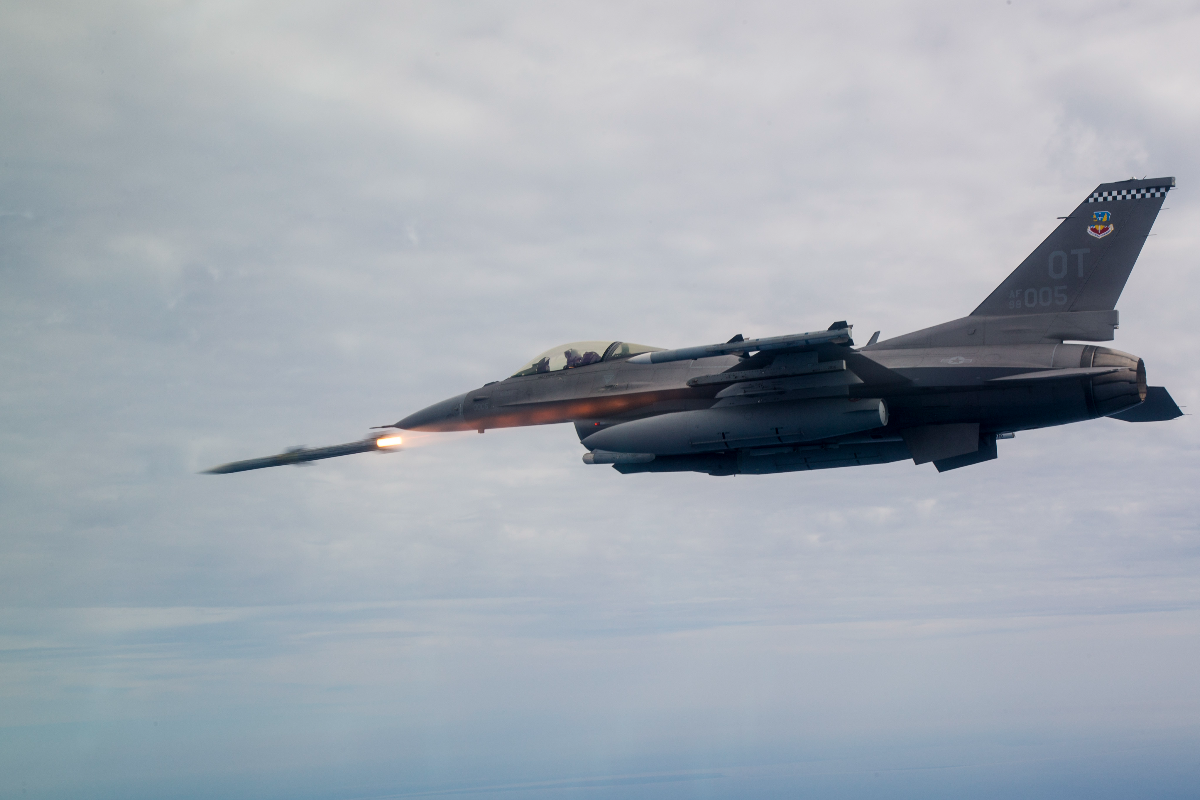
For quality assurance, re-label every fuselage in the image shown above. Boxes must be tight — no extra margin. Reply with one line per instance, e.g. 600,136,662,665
396,341,1146,475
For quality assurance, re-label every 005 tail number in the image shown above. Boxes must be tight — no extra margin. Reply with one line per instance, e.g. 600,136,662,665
1009,286,1068,309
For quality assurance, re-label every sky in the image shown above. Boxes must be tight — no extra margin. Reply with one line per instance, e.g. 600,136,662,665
2,1,1199,798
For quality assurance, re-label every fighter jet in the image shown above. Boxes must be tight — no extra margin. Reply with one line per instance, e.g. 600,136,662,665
206,177,1182,477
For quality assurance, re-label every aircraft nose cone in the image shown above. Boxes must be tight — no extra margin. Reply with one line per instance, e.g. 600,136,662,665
396,392,469,431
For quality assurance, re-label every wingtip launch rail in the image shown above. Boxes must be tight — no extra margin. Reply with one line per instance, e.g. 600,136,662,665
628,326,853,365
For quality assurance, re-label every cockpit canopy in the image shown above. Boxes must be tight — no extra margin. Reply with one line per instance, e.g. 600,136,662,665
511,341,664,377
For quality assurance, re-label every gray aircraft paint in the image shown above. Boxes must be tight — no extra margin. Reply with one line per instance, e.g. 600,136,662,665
973,177,1172,317
206,178,1182,478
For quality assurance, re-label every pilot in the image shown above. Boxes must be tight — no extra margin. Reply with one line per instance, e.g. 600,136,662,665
565,348,602,368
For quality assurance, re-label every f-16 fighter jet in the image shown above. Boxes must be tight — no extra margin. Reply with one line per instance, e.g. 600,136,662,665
207,177,1182,477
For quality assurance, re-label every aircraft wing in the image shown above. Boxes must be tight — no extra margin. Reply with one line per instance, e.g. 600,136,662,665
840,351,911,386
988,367,1124,383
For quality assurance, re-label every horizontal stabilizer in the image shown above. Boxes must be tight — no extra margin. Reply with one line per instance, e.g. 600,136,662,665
989,366,1122,383
1109,386,1183,422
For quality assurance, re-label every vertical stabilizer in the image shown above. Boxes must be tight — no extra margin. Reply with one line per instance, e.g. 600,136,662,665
972,177,1173,317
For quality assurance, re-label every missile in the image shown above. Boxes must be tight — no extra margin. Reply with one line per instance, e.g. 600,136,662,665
627,325,852,365
203,433,402,474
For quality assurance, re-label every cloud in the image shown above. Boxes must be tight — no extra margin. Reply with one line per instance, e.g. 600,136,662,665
1,1,1199,798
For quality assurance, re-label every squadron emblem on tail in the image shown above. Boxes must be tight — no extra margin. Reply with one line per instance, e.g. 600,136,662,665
1087,209,1114,238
